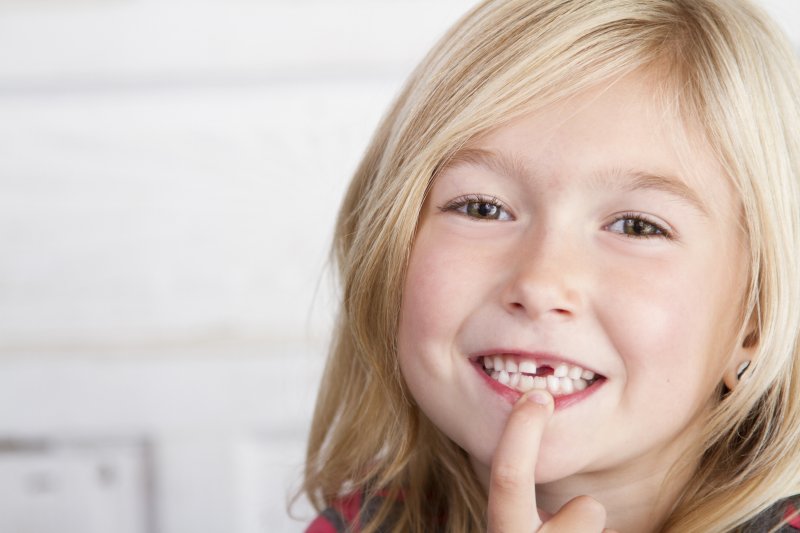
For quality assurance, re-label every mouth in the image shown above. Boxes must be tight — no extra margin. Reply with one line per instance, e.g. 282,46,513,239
475,354,603,398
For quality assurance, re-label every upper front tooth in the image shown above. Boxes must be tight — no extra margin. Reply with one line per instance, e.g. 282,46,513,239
493,356,504,372
554,364,569,378
519,360,537,374
506,359,518,373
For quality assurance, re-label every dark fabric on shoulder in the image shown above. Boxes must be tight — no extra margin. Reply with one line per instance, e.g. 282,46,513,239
360,491,402,533
742,496,800,532
306,489,403,533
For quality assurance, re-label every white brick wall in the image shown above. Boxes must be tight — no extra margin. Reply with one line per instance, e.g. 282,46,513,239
0,1,797,532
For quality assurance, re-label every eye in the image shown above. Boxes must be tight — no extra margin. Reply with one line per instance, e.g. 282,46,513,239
605,213,671,239
439,194,513,221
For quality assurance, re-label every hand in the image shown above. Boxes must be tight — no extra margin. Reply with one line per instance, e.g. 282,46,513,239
487,391,616,532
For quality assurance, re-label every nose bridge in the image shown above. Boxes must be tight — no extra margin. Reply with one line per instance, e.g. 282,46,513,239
503,224,584,320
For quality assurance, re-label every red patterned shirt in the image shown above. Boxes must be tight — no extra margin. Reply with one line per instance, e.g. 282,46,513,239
307,493,800,532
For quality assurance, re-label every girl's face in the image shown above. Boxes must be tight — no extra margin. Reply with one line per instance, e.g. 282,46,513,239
397,73,749,490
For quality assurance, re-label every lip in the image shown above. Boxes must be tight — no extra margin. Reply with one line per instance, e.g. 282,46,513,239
469,350,605,410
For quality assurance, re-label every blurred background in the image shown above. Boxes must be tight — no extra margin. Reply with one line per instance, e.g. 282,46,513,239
0,1,797,532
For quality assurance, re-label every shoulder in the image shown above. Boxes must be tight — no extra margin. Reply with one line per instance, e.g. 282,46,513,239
306,490,401,533
782,499,800,531
744,496,800,532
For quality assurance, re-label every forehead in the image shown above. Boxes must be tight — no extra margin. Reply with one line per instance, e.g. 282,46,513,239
454,72,741,223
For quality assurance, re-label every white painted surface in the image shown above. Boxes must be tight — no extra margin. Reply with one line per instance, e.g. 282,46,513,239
0,0,796,531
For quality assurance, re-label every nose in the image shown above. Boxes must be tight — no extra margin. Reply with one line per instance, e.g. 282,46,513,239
501,229,586,322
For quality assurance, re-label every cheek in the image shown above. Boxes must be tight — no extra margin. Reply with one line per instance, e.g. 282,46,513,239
398,230,492,364
599,255,739,398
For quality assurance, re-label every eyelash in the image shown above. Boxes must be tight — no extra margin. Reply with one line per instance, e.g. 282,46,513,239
439,195,672,239
438,194,511,221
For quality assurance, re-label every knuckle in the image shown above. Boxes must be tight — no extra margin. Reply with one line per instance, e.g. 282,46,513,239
490,464,528,494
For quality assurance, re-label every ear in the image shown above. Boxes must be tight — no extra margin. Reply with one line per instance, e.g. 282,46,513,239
722,330,758,391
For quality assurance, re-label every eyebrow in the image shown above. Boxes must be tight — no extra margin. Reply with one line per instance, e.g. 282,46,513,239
444,147,710,216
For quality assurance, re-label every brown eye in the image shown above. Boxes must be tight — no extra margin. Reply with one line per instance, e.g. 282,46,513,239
440,195,513,221
467,202,501,219
623,218,661,236
607,214,670,239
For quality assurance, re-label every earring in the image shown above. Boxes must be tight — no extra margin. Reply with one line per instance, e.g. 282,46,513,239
736,360,751,381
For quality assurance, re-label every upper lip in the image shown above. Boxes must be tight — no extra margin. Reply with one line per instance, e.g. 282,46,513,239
469,348,603,376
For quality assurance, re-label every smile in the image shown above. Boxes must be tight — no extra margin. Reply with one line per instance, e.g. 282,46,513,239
478,355,601,397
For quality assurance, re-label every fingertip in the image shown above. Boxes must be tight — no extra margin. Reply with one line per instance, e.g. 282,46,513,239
517,390,554,411
565,495,607,523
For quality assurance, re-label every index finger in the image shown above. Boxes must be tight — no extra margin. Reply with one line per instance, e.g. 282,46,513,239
487,390,553,533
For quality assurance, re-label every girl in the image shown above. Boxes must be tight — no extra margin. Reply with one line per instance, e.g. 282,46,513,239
301,0,800,531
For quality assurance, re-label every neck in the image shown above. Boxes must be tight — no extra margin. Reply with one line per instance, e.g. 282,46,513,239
536,453,695,533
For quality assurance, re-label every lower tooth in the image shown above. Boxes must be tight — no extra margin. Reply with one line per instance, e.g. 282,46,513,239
574,379,588,391
547,375,560,394
498,370,510,385
519,374,534,392
560,377,574,394
510,372,521,387
532,376,547,390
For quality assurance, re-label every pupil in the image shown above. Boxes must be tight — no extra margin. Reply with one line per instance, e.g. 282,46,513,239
626,219,653,235
477,203,497,217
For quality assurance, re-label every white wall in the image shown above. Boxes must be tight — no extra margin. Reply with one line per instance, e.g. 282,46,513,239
0,1,797,532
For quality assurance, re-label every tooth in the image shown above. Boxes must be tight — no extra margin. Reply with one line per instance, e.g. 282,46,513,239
554,364,568,378
519,360,537,374
509,372,521,387
498,370,510,385
519,375,534,392
491,371,500,380
546,375,560,393
493,356,504,372
568,366,583,380
506,359,518,373
532,376,547,390
483,357,494,370
582,369,595,380
560,377,574,394
574,379,588,391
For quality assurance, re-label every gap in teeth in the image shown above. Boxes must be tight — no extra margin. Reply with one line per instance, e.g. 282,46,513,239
483,355,596,396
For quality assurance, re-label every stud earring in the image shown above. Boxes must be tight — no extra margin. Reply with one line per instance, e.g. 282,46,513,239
736,360,751,381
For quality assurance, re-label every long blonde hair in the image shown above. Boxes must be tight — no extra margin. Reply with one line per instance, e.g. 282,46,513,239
302,1,800,531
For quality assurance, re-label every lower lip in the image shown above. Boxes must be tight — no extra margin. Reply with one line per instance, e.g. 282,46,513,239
472,360,604,410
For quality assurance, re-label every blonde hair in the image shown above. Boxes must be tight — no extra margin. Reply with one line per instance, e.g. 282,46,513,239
302,1,800,531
